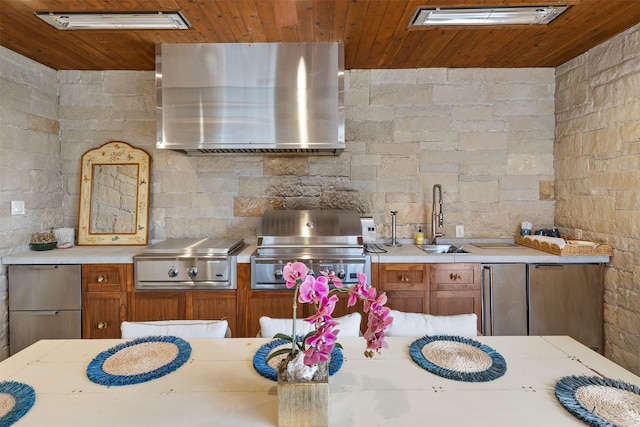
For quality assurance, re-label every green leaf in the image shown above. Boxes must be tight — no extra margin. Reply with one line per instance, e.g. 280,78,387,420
273,333,293,342
265,347,294,362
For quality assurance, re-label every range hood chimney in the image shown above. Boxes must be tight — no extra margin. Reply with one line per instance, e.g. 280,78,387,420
156,42,345,155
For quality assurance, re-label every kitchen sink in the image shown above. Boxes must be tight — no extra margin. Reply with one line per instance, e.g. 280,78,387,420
416,244,468,254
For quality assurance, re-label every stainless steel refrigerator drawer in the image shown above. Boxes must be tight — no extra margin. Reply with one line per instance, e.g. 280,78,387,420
528,263,603,352
9,310,81,355
8,265,81,310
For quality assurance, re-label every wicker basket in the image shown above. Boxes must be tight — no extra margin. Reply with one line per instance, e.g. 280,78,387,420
515,235,613,256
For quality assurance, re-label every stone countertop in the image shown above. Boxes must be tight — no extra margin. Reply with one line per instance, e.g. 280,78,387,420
2,245,146,265
2,240,609,265
367,239,610,264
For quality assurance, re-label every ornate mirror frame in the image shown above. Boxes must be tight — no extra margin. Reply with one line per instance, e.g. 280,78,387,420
77,141,151,245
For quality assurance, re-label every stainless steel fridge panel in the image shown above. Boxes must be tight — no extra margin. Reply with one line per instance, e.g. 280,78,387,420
8,265,81,310
9,310,81,355
528,264,603,352
482,264,527,336
8,264,82,355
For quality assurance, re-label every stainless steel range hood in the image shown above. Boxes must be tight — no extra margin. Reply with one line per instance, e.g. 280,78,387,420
156,42,344,155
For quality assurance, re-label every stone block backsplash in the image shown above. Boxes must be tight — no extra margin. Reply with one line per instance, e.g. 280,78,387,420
50,65,557,244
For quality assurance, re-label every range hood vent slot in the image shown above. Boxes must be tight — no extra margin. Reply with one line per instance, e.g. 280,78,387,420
156,42,345,156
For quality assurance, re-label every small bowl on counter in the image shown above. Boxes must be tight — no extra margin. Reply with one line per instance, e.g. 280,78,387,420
30,241,57,251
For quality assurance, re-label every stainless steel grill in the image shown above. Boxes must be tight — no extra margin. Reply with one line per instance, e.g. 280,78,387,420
135,238,245,290
251,210,370,289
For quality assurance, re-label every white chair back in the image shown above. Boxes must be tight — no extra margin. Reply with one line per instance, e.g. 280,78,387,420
387,311,478,337
258,312,362,338
121,320,231,339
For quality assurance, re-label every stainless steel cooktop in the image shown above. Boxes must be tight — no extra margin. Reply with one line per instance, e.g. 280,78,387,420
142,238,245,256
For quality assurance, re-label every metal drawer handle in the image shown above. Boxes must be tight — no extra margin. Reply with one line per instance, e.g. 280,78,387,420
97,275,108,283
449,273,461,281
399,274,409,282
97,322,107,329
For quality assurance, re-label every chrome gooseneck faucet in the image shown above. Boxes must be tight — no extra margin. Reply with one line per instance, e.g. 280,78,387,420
431,184,445,244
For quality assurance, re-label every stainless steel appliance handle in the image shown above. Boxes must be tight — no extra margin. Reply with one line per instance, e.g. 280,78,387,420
31,311,61,316
483,266,494,336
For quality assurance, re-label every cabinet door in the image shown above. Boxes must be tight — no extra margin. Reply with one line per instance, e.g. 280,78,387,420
245,290,300,337
430,264,482,332
129,291,187,321
430,291,482,318
385,290,429,314
378,264,429,313
82,264,129,292
379,264,428,291
189,291,238,337
82,264,131,339
82,292,127,339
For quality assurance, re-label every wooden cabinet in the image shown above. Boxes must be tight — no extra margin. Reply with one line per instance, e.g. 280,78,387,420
429,263,482,333
377,263,430,313
128,291,187,321
82,264,131,339
244,290,300,337
190,291,238,334
81,262,482,338
128,290,238,333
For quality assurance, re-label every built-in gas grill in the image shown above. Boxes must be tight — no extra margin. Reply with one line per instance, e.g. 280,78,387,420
251,210,370,290
135,238,245,290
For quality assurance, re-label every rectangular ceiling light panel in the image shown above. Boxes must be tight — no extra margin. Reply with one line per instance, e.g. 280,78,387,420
35,11,190,30
411,6,569,26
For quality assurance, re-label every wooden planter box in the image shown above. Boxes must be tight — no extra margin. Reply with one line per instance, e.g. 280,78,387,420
277,362,329,427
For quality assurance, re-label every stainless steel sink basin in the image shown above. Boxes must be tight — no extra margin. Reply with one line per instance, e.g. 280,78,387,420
416,244,467,254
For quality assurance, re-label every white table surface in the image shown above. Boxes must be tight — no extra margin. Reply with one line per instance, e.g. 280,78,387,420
2,336,638,426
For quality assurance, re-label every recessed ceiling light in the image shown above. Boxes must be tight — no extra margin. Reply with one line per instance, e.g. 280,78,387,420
35,11,190,30
411,6,569,27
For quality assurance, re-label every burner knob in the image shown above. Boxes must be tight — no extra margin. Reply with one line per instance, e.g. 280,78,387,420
274,269,283,280
337,270,346,280
168,267,179,278
188,267,198,278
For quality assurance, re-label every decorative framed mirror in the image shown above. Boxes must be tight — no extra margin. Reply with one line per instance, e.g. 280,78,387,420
77,141,151,245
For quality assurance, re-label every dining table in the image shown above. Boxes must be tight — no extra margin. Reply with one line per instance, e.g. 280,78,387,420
1,335,639,426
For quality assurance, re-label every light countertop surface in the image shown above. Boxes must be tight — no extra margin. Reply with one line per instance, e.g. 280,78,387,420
2,336,637,427
368,240,609,264
2,240,609,265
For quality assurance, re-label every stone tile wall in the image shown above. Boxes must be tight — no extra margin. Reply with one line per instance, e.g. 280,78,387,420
0,46,59,359
57,67,556,244
555,24,640,374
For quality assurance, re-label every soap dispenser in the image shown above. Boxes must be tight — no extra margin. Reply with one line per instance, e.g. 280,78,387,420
415,226,425,245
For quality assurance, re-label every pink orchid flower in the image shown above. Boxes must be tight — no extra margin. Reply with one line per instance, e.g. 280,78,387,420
320,270,343,288
298,275,329,304
306,294,339,324
304,322,338,365
283,262,308,289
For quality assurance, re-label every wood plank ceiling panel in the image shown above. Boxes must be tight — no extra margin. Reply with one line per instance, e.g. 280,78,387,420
366,0,412,69
342,0,369,70
1,0,639,70
350,1,389,69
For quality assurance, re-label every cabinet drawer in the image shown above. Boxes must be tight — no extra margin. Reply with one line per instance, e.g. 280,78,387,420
431,264,478,291
380,264,427,291
82,264,129,292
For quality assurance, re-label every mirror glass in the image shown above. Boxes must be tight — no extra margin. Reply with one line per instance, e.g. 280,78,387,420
78,141,151,245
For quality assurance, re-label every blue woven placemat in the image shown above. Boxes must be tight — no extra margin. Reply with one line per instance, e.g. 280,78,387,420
409,335,507,382
0,381,36,427
87,335,192,386
252,339,344,381
555,375,640,427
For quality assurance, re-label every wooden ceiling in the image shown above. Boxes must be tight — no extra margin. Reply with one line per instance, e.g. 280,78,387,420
1,1,639,71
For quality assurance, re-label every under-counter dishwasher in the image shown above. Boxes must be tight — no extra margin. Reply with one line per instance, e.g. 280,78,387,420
8,265,82,355
529,263,603,353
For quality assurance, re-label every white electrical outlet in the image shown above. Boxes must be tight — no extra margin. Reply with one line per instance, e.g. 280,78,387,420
456,225,464,237
11,200,25,215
